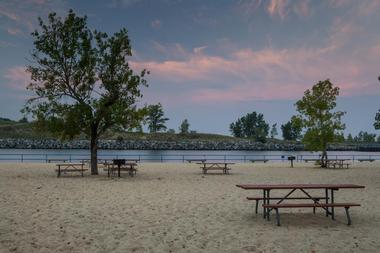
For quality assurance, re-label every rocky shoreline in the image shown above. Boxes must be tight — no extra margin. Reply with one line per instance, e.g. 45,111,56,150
0,138,379,151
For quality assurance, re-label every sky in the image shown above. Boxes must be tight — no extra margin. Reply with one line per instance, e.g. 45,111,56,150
0,0,380,137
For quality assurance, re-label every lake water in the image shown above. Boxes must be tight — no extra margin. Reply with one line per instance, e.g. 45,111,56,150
0,149,380,163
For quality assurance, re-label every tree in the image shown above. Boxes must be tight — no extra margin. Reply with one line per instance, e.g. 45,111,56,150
146,103,169,133
23,10,148,175
346,133,354,142
230,118,244,138
374,76,380,132
270,123,278,139
354,131,376,143
167,128,175,134
229,112,269,142
374,111,380,130
295,79,345,167
281,116,302,141
18,117,28,123
179,119,190,134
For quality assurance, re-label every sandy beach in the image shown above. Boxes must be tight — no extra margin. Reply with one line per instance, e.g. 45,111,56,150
0,161,379,253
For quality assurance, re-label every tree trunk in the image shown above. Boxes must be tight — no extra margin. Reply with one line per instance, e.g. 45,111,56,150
321,149,328,168
90,129,99,175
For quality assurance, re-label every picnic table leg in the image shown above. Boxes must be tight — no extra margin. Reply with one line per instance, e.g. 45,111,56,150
57,165,61,177
344,207,352,225
275,208,281,226
118,165,121,178
108,165,110,177
81,165,84,177
331,189,335,220
266,190,271,221
325,188,329,217
263,190,266,219
313,198,319,214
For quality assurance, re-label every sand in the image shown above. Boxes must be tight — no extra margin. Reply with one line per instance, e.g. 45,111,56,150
0,161,379,253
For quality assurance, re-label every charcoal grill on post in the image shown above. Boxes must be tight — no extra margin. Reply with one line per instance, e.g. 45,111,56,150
288,156,296,168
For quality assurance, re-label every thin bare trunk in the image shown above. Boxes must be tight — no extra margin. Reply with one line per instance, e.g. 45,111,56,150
90,127,98,175
321,149,328,168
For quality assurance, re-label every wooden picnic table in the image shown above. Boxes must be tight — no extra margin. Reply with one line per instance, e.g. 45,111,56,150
358,158,375,162
250,159,268,163
236,184,365,226
197,162,234,174
326,159,351,169
56,163,86,177
108,159,138,177
186,159,207,163
47,159,67,163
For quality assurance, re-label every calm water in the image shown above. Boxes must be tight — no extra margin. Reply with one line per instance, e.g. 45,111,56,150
0,149,379,162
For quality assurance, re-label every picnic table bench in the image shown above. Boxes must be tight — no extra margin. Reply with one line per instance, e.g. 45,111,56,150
56,163,87,177
236,184,364,226
358,159,375,162
249,159,268,163
48,159,67,163
246,196,328,214
197,162,234,174
186,159,206,163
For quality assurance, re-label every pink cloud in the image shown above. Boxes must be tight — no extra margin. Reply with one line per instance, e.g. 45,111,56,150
6,27,23,35
4,66,31,91
0,0,68,33
151,19,161,29
267,0,289,19
131,38,380,104
238,0,311,20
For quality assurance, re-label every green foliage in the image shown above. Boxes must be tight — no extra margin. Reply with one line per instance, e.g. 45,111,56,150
230,112,269,142
374,110,380,130
18,117,28,123
281,116,303,141
295,79,345,166
270,123,278,139
353,131,377,143
179,119,190,134
0,117,12,122
346,133,354,142
166,128,175,134
146,103,169,133
23,10,148,174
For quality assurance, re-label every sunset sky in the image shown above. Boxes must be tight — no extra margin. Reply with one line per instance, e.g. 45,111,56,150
0,0,380,136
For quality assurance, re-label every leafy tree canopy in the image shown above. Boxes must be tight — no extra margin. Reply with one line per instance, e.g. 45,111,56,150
270,123,278,139
179,119,190,134
353,131,377,143
281,116,303,141
23,10,148,174
146,103,169,133
230,112,269,142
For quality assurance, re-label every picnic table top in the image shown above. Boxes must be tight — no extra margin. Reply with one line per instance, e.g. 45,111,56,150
196,162,235,165
236,184,365,190
56,163,84,166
